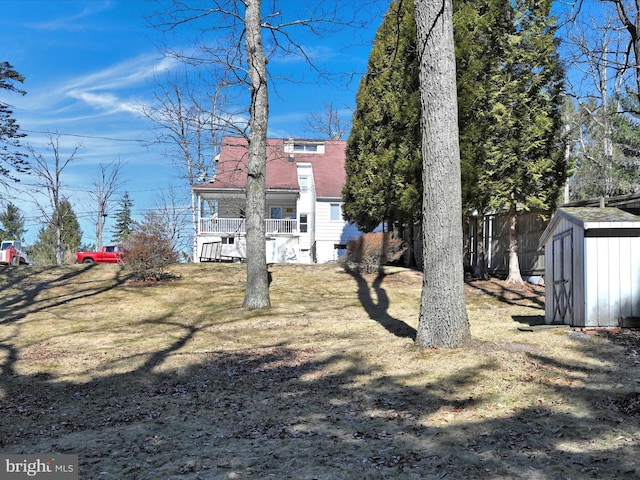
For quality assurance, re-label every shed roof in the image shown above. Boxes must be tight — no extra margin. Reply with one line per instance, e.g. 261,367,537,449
539,207,640,247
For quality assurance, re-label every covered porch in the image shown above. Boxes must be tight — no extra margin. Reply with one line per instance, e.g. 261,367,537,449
195,189,300,235
193,187,305,263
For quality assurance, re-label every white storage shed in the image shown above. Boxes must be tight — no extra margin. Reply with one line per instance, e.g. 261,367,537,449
539,207,640,328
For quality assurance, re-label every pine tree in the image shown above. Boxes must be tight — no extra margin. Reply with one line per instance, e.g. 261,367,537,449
472,0,567,284
0,62,29,184
0,202,26,241
343,0,421,233
29,200,82,265
456,0,511,211
455,0,514,278
111,192,134,244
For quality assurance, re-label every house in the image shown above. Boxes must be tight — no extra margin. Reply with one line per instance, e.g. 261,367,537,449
539,207,640,328
191,136,361,264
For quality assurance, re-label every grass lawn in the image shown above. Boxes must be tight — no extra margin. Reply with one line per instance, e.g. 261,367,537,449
0,263,638,479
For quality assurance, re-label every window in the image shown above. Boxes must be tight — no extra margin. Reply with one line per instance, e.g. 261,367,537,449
300,213,308,233
286,142,324,154
330,203,341,221
270,207,282,219
299,176,309,192
294,143,318,152
222,237,235,245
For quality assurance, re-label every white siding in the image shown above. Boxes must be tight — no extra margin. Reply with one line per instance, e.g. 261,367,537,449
619,237,633,319
314,201,359,263
266,235,299,263
585,235,640,327
585,237,609,326
296,163,315,261
544,228,554,324
573,226,585,326
632,239,640,319
195,234,246,262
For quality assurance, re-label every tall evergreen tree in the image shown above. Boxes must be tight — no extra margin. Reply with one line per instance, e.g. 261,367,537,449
474,0,566,284
343,0,421,233
0,62,28,184
455,0,514,277
456,0,510,209
0,202,26,241
111,192,134,244
29,200,82,265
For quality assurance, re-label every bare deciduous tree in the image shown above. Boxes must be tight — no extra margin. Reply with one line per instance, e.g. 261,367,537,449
139,70,235,260
150,0,362,309
89,159,124,250
26,134,80,265
242,0,271,308
605,0,640,95
560,2,640,198
303,102,349,140
153,185,192,260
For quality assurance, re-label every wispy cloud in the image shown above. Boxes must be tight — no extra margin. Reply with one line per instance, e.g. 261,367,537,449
66,91,140,114
15,54,179,124
63,55,178,94
23,1,113,32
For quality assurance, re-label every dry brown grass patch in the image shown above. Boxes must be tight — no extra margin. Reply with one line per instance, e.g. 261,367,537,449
0,263,638,479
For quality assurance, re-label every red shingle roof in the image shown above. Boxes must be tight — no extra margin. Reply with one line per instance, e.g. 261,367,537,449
193,136,347,198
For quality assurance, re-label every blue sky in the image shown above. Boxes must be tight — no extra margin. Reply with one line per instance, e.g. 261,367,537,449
1,0,387,246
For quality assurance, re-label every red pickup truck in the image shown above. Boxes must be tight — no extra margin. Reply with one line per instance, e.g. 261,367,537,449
76,245,126,264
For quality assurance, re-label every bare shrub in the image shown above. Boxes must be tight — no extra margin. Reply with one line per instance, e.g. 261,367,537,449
341,232,406,273
122,230,178,282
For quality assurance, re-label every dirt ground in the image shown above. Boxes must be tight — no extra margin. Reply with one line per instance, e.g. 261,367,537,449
0,264,638,479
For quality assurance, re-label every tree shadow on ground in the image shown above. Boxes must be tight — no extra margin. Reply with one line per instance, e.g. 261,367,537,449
0,266,130,381
343,264,416,340
1,266,639,479
466,278,545,309
1,330,638,478
0,265,128,326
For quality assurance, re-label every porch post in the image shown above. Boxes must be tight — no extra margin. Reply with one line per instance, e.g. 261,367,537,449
193,192,201,262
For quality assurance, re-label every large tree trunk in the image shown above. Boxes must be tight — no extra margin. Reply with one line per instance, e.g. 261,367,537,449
243,0,271,309
505,203,524,285
414,0,470,349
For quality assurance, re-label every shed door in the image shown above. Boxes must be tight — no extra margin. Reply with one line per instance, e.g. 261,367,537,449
552,230,573,324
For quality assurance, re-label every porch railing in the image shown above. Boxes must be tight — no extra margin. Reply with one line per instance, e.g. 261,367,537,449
199,217,297,234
